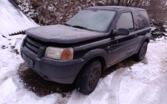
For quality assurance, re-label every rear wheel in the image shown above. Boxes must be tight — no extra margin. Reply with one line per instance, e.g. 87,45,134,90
75,60,102,95
134,42,148,61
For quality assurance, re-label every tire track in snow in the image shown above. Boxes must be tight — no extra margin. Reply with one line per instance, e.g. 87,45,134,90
67,67,129,104
107,68,129,104
130,72,167,104
123,39,167,104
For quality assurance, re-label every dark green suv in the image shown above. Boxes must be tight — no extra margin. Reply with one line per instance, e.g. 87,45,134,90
21,6,151,95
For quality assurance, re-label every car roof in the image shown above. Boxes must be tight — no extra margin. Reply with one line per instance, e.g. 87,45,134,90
87,6,145,12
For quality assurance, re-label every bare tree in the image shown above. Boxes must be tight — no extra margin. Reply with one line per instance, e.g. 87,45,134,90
16,0,167,25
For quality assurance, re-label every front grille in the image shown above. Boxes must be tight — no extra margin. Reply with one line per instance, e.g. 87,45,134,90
24,37,43,55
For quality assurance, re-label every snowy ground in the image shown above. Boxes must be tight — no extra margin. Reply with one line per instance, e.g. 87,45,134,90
0,32,167,104
1,1,167,103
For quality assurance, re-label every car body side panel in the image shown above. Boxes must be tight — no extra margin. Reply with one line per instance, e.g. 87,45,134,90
74,38,110,67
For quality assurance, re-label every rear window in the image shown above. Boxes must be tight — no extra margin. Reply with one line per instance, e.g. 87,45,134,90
135,10,150,29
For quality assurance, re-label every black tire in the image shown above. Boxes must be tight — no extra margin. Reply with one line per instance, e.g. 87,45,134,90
134,42,148,61
75,60,102,95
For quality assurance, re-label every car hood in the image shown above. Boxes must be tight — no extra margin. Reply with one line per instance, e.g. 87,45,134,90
26,24,105,44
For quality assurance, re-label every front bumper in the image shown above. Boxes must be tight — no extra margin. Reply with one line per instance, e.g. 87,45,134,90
21,47,85,84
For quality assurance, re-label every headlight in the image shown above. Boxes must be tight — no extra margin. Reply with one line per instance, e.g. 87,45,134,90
45,47,74,61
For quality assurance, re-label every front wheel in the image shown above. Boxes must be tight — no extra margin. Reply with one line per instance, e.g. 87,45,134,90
134,42,148,61
75,60,102,95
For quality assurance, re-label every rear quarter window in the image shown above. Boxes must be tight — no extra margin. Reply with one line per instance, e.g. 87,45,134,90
135,10,150,30
116,12,134,30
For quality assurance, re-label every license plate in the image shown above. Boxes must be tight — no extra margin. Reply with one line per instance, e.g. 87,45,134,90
23,54,34,68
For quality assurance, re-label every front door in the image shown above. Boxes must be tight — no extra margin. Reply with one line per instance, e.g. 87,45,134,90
108,12,138,65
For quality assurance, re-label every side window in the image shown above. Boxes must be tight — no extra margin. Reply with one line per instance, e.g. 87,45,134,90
116,12,134,30
135,10,150,29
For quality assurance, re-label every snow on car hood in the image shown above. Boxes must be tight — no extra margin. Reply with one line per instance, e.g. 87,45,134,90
26,24,104,44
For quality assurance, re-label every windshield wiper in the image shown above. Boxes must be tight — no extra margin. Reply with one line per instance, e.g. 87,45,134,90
64,23,71,26
64,24,87,29
72,25,89,30
65,24,95,32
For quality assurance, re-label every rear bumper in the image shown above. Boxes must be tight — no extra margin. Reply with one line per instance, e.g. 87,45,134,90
21,47,85,84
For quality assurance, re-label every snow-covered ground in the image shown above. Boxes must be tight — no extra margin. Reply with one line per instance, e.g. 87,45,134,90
0,32,167,104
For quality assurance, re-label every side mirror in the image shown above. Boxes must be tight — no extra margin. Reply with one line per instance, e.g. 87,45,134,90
113,28,130,36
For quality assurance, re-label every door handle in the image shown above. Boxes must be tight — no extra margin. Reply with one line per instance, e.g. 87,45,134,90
107,46,111,49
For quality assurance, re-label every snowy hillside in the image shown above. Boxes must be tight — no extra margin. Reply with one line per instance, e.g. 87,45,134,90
0,0,38,36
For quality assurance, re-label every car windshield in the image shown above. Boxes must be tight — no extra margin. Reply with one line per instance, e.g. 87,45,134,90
66,10,116,32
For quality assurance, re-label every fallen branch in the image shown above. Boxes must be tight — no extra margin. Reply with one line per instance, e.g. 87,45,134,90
9,31,25,36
